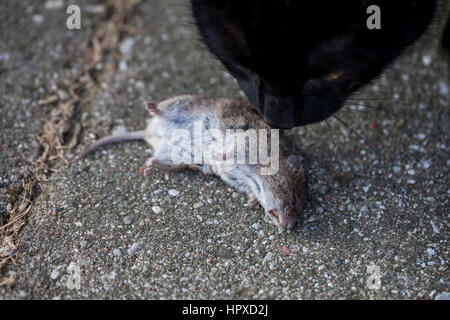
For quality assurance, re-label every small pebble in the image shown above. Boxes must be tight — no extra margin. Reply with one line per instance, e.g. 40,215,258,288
193,202,203,209
152,206,161,214
417,133,426,140
393,166,401,173
262,252,273,264
440,82,448,96
421,160,431,169
50,269,60,280
32,14,44,24
332,257,343,266
119,38,135,55
85,4,106,14
45,0,64,10
119,60,128,71
127,243,140,256
280,246,290,257
108,271,117,280
435,292,450,300
422,55,432,66
168,189,180,196
123,215,134,225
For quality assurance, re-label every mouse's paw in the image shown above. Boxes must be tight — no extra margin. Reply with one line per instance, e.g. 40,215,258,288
140,157,157,177
246,193,259,207
145,102,161,116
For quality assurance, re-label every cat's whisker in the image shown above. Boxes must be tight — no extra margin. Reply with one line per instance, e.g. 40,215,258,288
323,118,346,173
331,114,377,155
344,102,413,117
342,105,381,116
346,97,401,101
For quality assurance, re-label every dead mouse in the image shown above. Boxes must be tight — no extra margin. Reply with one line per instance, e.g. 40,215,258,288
83,95,307,230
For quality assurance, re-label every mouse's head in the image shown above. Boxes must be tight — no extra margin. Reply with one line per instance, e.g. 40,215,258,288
262,154,307,230
192,0,437,128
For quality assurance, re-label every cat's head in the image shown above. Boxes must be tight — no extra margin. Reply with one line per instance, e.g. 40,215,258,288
192,0,437,128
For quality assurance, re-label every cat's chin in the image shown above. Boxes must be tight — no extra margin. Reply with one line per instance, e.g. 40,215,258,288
249,78,347,129
191,0,441,128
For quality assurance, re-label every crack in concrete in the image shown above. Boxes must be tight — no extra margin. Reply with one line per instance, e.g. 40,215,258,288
0,0,140,278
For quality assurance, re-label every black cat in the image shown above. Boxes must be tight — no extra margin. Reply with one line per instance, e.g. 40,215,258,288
191,0,448,129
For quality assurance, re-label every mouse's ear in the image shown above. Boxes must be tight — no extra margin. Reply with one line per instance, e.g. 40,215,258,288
285,154,304,175
146,102,161,115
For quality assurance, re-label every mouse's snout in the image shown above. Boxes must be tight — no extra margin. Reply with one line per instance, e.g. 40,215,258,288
268,209,297,230
279,215,297,230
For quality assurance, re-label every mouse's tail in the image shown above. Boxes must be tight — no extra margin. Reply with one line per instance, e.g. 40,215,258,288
82,131,147,157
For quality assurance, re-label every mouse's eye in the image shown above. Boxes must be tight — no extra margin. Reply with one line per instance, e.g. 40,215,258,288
285,154,304,175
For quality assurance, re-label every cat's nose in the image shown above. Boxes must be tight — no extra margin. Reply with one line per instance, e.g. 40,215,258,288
260,95,297,129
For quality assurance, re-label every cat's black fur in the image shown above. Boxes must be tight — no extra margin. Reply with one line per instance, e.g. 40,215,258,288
191,0,445,129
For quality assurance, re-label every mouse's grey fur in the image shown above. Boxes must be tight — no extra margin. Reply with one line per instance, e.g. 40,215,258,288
83,95,307,230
